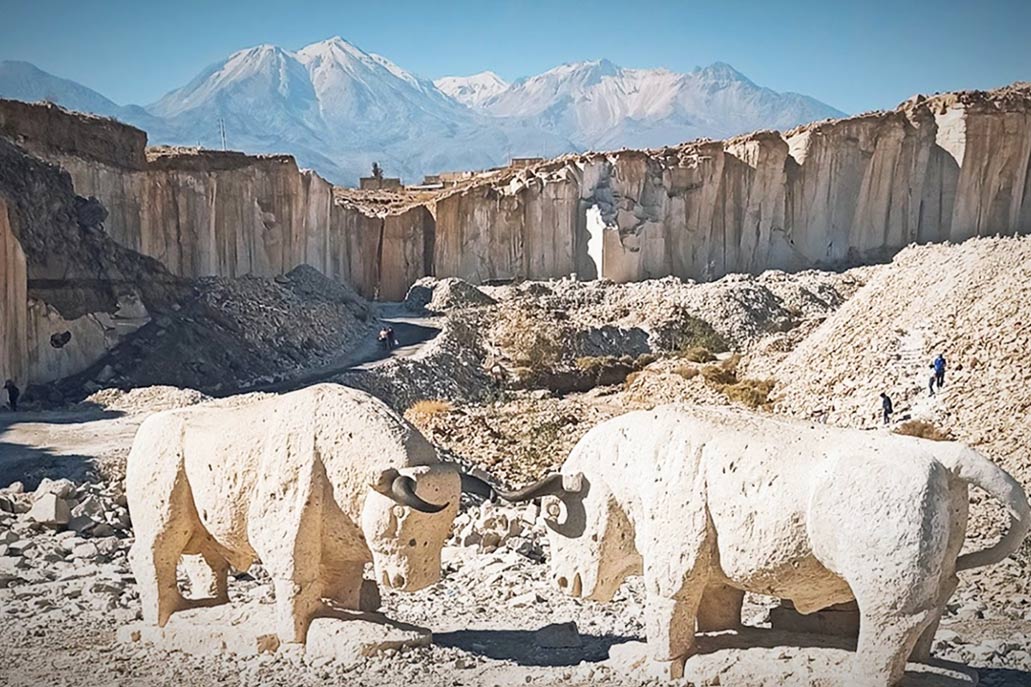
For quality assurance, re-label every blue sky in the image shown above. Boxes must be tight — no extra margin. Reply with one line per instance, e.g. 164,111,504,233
1,0,1028,113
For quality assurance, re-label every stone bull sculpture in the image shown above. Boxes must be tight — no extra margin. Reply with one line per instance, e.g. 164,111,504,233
502,406,1030,686
126,384,492,644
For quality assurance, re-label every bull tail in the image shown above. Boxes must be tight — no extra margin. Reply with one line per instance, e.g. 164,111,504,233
948,447,1030,571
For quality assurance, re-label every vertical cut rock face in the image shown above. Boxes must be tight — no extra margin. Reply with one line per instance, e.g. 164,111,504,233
0,197,28,385
0,135,185,387
2,83,1030,307
433,85,1031,284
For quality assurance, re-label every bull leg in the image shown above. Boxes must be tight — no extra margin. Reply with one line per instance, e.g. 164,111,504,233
129,468,197,627
644,573,710,679
853,605,936,687
696,581,744,632
250,463,327,644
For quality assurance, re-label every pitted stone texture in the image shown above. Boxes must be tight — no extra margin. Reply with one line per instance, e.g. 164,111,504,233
604,632,979,686
525,405,1029,686
126,384,464,645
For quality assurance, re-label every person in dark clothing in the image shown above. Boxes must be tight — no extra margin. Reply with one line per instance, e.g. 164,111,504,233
4,380,19,412
880,392,893,425
933,354,946,389
386,326,398,348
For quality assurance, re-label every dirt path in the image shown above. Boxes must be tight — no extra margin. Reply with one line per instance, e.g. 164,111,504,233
252,303,442,394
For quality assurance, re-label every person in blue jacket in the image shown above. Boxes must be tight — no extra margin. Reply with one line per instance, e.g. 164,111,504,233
933,354,946,389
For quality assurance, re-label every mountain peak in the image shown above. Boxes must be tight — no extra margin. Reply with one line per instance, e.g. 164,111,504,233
435,71,510,108
695,61,752,85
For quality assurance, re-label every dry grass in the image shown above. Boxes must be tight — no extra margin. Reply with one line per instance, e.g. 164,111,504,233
894,420,953,442
675,365,700,380
721,379,776,410
681,346,716,363
698,355,774,409
408,399,454,417
701,354,741,385
493,310,564,370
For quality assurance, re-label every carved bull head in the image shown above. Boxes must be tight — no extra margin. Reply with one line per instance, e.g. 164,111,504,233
362,465,494,593
499,472,641,602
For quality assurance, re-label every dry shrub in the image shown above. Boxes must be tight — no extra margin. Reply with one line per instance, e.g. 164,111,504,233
682,346,716,363
624,371,642,388
698,354,773,409
675,365,700,381
894,420,952,442
493,310,564,370
721,379,775,410
669,311,730,354
408,399,453,417
701,363,738,386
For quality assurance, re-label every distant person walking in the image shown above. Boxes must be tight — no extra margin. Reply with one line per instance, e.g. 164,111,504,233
3,379,19,412
880,392,893,425
933,354,946,389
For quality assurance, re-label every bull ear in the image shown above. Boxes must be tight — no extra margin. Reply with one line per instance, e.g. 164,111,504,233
371,468,401,494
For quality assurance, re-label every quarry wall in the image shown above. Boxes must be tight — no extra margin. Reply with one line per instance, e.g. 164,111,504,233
4,87,1030,304
432,86,1031,284
1,85,1030,391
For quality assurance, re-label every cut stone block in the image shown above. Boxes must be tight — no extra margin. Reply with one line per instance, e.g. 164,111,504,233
603,630,979,686
27,493,71,527
305,612,431,667
118,602,430,669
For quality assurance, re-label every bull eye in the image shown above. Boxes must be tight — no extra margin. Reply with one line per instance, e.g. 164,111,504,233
408,539,417,547
546,502,562,519
591,534,598,542
393,506,406,519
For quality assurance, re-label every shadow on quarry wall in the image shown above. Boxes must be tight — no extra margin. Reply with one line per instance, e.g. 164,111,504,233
0,405,123,489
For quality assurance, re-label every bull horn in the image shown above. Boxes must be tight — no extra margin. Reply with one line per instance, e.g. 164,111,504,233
460,472,495,499
496,473,568,502
390,474,449,513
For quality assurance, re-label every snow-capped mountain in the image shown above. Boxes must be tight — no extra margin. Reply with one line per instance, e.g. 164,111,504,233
0,42,845,185
143,37,571,183
0,60,162,131
434,71,510,108
468,60,845,150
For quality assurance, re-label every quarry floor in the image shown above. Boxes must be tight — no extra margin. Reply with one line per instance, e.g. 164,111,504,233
1,388,1030,687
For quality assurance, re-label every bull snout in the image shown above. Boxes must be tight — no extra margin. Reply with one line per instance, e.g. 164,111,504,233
556,571,584,597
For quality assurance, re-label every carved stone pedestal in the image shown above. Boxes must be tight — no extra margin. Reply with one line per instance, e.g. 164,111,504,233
603,629,978,686
118,602,431,669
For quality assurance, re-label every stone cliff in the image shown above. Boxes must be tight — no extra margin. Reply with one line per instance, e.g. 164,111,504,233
0,101,431,302
1,83,1029,352
432,84,1031,283
0,136,184,388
